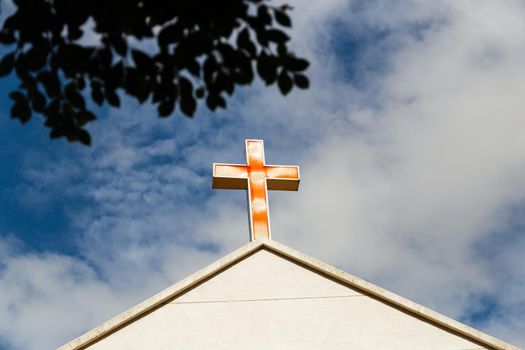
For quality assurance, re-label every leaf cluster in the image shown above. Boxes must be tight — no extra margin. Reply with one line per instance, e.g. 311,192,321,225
0,0,310,145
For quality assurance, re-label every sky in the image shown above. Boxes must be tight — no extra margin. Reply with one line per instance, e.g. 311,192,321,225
1,0,525,349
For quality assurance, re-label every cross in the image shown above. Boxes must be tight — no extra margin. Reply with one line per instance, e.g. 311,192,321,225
212,139,300,241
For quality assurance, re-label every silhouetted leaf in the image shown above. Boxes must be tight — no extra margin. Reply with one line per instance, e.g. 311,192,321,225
233,69,252,85
25,45,48,71
294,73,309,89
14,54,31,80
77,110,96,125
0,52,15,77
91,81,104,105
277,70,292,95
203,55,217,84
106,89,120,107
257,5,272,25
206,93,226,111
65,83,85,109
274,9,291,27
195,87,205,99
179,77,196,117
107,61,124,88
179,77,193,96
237,28,256,57
266,29,289,43
277,43,287,57
76,76,86,90
30,89,46,112
256,30,269,47
158,22,184,48
186,58,200,77
93,47,112,68
50,128,64,139
125,67,150,103
76,129,91,145
44,99,60,117
180,95,196,116
257,52,277,84
283,55,309,71
3,14,19,31
217,73,234,94
10,94,31,123
59,44,91,76
158,98,175,117
68,26,83,41
110,34,127,56
38,71,60,97
9,91,25,103
132,49,155,75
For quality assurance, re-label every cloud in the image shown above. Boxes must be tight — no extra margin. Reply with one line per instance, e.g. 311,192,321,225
1,0,525,349
0,242,127,350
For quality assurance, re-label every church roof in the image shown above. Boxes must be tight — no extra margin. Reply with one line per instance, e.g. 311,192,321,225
58,239,519,350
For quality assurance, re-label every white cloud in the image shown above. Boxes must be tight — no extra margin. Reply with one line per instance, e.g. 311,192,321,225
1,0,525,349
0,247,126,350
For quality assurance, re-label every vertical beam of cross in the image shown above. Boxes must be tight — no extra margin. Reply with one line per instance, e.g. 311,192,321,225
212,140,300,241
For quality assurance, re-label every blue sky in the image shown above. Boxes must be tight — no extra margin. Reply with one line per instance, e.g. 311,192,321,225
1,1,525,349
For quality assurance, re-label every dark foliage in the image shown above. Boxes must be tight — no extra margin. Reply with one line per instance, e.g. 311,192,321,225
0,0,309,145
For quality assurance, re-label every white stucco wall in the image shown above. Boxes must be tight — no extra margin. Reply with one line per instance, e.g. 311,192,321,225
86,249,490,349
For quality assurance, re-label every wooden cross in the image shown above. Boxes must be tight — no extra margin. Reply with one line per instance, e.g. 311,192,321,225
212,139,300,241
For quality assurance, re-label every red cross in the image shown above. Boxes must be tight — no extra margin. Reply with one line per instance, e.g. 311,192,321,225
212,140,300,240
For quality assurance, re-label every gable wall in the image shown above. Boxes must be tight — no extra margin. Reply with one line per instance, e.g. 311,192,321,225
84,249,491,349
